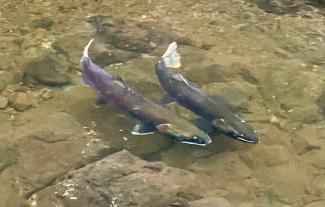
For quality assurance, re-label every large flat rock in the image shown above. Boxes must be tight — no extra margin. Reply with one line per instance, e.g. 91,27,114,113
34,150,200,207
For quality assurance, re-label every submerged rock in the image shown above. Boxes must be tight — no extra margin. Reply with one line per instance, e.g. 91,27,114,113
8,92,36,111
30,17,54,30
0,109,111,198
23,53,71,87
92,47,139,67
34,150,199,207
311,0,325,6
291,124,321,155
259,69,324,125
0,96,8,109
0,71,18,92
250,0,306,14
87,16,193,54
0,145,18,173
304,200,325,207
188,197,233,207
202,80,262,113
182,63,230,86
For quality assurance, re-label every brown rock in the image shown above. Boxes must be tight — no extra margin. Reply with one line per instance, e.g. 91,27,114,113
0,96,8,109
9,92,36,111
304,200,325,207
291,124,322,155
0,71,18,92
34,150,199,207
0,110,111,198
188,197,233,207
22,53,71,87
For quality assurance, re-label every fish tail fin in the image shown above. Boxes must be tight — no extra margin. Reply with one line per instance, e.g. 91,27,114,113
81,38,95,60
80,39,95,86
161,42,181,68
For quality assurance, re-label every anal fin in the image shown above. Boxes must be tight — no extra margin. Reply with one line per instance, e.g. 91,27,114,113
132,121,156,135
192,118,214,134
113,75,125,83
95,96,109,106
160,95,175,105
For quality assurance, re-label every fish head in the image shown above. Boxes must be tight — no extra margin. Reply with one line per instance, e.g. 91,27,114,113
156,123,212,146
212,118,258,144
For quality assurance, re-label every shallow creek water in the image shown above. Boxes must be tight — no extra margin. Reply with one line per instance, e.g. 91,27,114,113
1,0,325,207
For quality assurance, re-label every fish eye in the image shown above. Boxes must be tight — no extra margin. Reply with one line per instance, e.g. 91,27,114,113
193,136,197,139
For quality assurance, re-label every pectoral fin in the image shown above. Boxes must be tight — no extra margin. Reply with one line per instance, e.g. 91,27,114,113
192,118,214,133
113,75,125,83
156,123,171,133
132,121,156,135
171,74,189,85
95,96,109,106
160,95,175,105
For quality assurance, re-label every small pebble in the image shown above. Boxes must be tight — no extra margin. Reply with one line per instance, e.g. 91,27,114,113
270,115,280,124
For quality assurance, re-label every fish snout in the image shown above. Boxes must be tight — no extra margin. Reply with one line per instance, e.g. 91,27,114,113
212,119,259,144
156,123,212,146
233,133,259,144
199,134,212,144
180,133,212,146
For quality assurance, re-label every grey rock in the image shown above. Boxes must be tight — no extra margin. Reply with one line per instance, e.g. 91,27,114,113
188,197,233,207
34,150,199,207
22,53,71,87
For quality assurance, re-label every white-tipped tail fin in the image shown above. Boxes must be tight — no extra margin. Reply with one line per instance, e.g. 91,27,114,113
83,38,95,58
161,42,181,68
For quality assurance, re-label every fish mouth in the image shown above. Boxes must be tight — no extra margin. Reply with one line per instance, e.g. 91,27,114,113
224,131,259,144
181,140,207,146
212,119,259,144
179,134,212,146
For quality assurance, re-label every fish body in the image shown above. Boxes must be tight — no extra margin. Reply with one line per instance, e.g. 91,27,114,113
155,42,258,144
80,39,212,146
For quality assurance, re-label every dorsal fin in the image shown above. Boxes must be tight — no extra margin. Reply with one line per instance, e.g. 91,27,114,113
172,74,189,85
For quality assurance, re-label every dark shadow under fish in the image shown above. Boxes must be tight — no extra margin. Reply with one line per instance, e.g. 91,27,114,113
155,42,259,144
80,39,212,146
